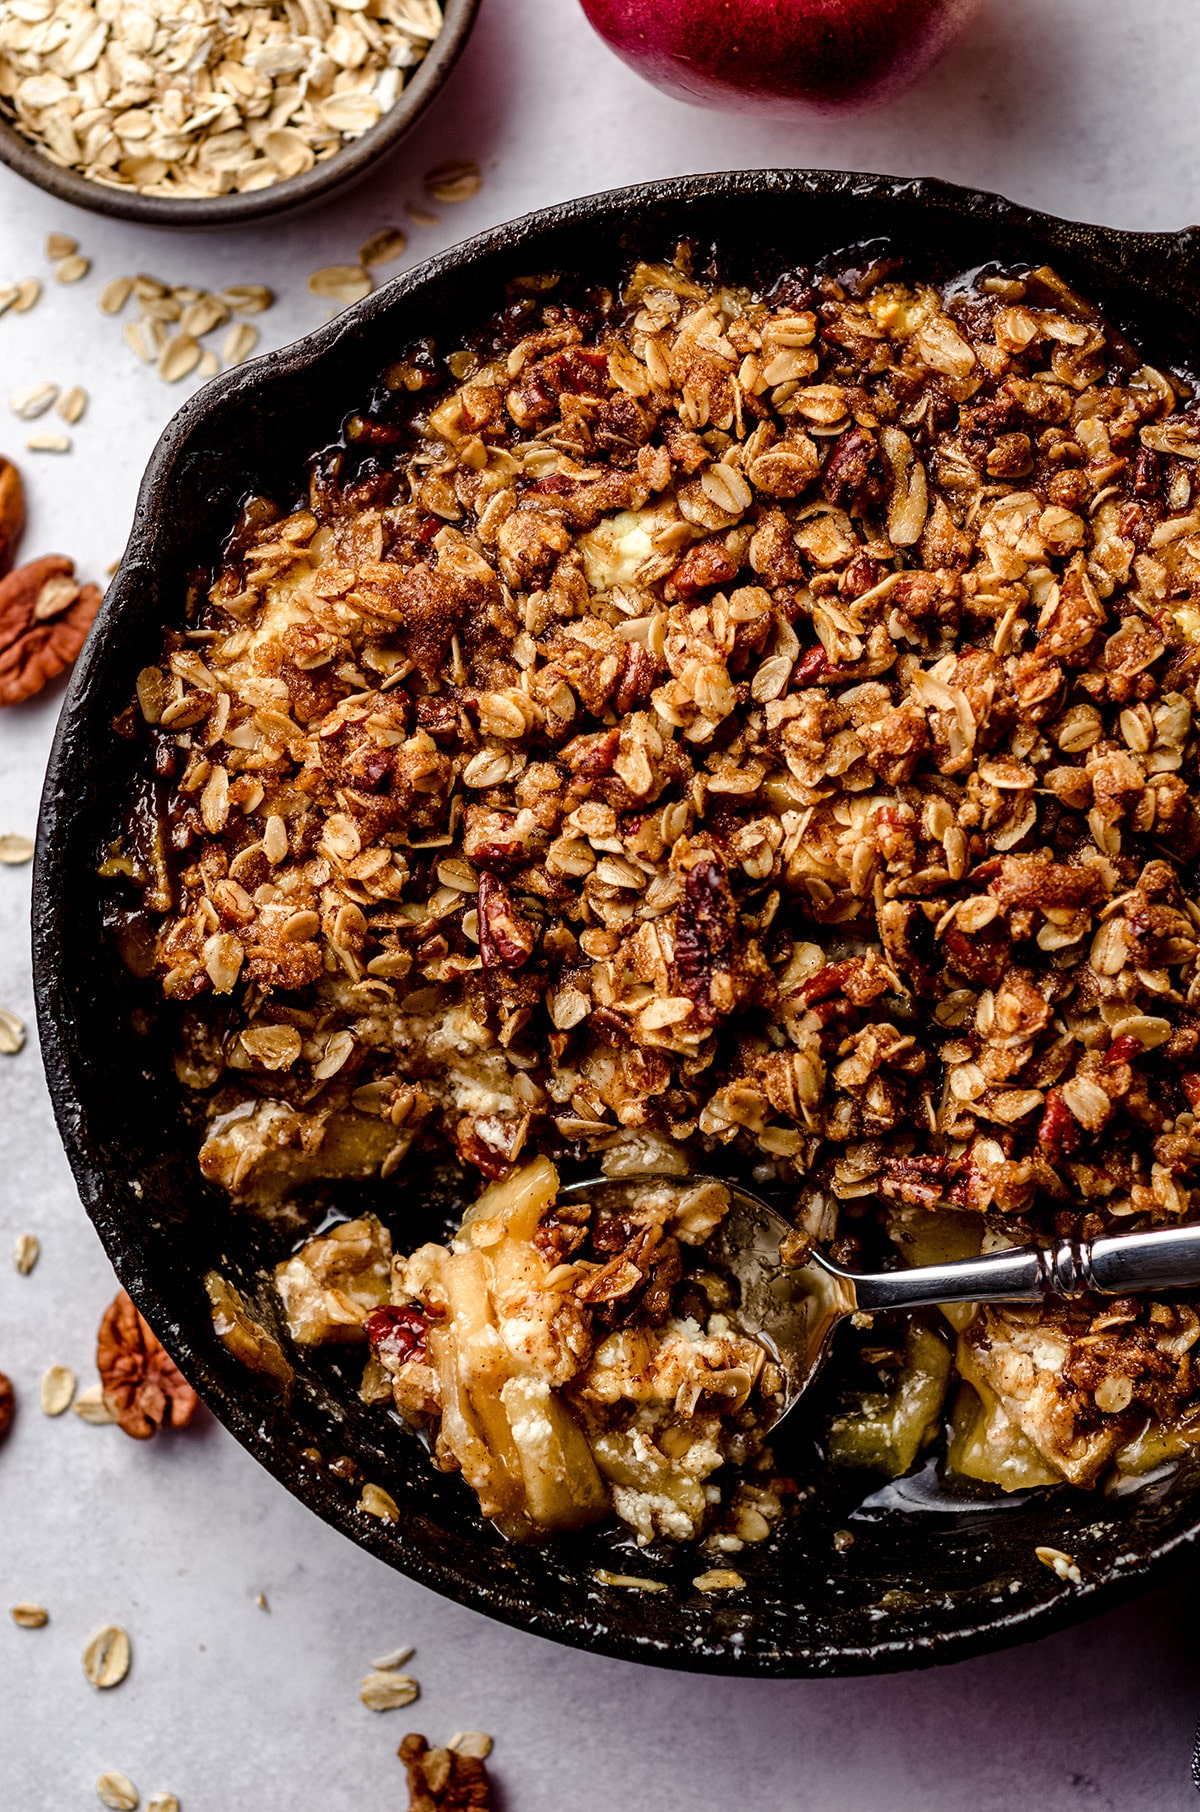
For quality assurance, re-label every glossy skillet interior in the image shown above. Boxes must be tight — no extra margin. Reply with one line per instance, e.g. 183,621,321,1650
0,0,479,228
32,170,1200,1676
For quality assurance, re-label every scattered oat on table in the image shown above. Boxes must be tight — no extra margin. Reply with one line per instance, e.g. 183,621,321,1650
96,1772,138,1812
254,1590,269,1611
10,382,58,420
12,1232,39,1274
40,1364,76,1415
221,285,273,315
424,159,480,203
0,832,34,864
372,1642,414,1669
146,1795,180,1812
308,264,372,306
82,1624,132,1689
0,1007,27,1053
55,254,90,285
223,322,258,367
57,386,87,424
45,232,76,261
10,1601,48,1628
73,1382,117,1424
405,201,438,226
98,277,132,316
158,335,202,384
13,278,41,313
25,431,70,453
360,227,407,268
360,1668,420,1711
448,1733,493,1760
0,0,445,199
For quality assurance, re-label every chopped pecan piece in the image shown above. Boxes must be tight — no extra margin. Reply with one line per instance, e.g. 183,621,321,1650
673,856,738,1021
399,1734,493,1812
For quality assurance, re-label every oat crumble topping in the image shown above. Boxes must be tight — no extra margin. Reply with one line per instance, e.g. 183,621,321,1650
110,244,1200,1537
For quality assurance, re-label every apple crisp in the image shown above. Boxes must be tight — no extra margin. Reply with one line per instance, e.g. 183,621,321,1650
109,243,1200,1539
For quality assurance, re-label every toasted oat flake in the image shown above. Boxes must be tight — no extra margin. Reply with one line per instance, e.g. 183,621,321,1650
425,159,480,203
371,1642,414,1669
692,1569,745,1592
83,1623,132,1689
198,349,220,381
593,1570,667,1592
360,1481,399,1521
55,255,90,285
0,1006,26,1054
96,1772,138,1811
0,832,35,864
159,336,202,384
98,277,133,316
359,1667,419,1710
1035,1545,1083,1585
14,278,41,312
46,233,77,261
254,1591,269,1611
25,431,70,453
405,202,439,226
73,1383,117,1425
57,385,88,424
223,323,258,367
10,382,59,419
308,265,372,305
40,1364,76,1415
12,1232,39,1274
10,1601,48,1627
360,228,407,268
146,1796,180,1812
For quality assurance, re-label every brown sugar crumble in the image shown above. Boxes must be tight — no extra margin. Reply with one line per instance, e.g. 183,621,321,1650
109,244,1200,1536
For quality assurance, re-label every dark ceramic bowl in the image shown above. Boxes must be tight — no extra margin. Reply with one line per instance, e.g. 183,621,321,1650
33,170,1200,1676
0,0,478,228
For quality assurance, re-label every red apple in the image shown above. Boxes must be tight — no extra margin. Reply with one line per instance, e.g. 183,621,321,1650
577,0,981,115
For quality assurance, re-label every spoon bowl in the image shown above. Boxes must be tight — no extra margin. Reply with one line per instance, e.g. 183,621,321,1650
563,1174,1200,1436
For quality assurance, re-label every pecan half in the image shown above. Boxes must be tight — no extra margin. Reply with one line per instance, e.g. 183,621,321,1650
97,1289,199,1439
399,1735,493,1812
0,456,24,575
0,555,101,706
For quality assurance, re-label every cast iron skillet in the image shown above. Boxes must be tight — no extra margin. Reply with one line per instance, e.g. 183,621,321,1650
32,169,1200,1677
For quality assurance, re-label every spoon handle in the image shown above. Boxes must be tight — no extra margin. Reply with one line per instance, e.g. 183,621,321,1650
845,1223,1200,1315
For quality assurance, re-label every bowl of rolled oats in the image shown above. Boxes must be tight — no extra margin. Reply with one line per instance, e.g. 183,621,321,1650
0,0,478,224
33,169,1200,1673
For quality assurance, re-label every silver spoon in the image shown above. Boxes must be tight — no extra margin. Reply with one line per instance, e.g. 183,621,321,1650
561,1175,1200,1435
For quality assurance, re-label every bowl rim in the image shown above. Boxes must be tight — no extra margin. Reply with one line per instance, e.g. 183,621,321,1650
32,165,1200,1676
0,0,480,228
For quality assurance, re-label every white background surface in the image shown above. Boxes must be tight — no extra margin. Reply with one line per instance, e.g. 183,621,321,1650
3,0,1200,1805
